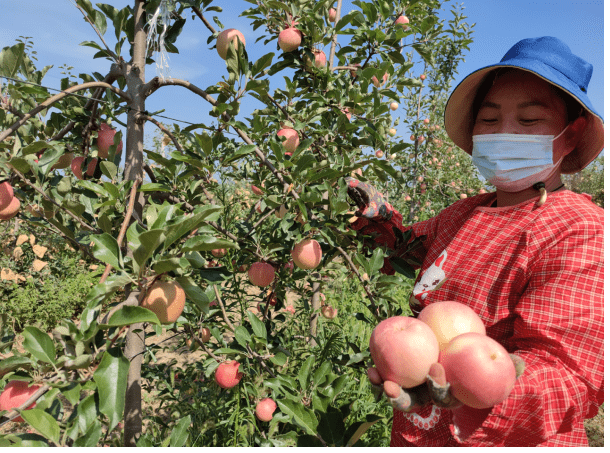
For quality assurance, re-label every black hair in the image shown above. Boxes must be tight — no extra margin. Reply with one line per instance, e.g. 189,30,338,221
471,67,584,125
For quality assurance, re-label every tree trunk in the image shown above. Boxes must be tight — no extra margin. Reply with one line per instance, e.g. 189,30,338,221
122,0,147,446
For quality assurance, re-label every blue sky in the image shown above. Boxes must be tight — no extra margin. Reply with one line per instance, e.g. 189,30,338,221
1,0,605,149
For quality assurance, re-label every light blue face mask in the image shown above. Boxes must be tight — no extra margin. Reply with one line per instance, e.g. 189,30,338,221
471,126,568,192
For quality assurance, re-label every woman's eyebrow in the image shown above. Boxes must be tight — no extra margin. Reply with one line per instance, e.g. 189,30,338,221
480,100,552,110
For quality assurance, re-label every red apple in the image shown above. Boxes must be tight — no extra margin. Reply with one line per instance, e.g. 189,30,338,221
97,124,123,159
0,197,20,221
321,305,338,319
440,333,516,409
278,27,302,52
328,8,337,22
256,397,277,421
417,135,425,143
0,381,41,423
417,301,486,352
460,193,467,199
372,72,389,87
390,102,399,111
394,15,409,30
423,118,430,124
217,29,246,60
215,360,243,389
283,304,295,315
369,316,439,388
291,238,322,270
248,262,275,287
200,327,211,343
211,249,227,258
0,182,14,211
375,150,384,158
277,128,299,153
420,74,426,81
305,49,327,68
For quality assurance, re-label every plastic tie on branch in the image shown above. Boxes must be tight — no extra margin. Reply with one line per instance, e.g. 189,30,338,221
145,0,174,82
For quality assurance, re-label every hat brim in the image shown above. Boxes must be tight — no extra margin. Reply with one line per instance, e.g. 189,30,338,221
444,63,604,174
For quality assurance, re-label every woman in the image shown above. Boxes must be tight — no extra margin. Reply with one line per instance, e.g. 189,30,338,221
349,36,604,446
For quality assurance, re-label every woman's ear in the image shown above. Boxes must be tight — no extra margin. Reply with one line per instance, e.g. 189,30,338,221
564,116,587,152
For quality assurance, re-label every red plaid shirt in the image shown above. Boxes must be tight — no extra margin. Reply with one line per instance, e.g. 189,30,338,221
385,190,604,447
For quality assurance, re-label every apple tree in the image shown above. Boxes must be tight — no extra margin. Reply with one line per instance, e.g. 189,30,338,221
0,0,475,446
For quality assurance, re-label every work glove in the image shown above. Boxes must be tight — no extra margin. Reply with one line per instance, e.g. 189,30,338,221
368,355,526,438
346,177,426,274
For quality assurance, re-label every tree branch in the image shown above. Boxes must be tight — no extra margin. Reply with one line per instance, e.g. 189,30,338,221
0,82,131,143
191,6,217,34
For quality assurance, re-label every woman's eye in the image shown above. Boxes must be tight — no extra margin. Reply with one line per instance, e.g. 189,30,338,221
521,119,539,124
480,118,496,123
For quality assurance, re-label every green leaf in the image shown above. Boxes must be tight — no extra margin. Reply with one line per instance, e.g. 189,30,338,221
133,229,165,271
140,183,172,192
169,415,191,447
222,144,256,165
0,356,32,375
175,276,212,312
163,206,222,251
276,399,318,436
369,248,385,275
73,420,102,447
75,394,98,435
251,52,274,76
22,326,56,365
297,355,315,390
93,348,129,430
182,235,237,253
91,233,121,270
389,257,416,279
0,43,25,79
21,409,60,444
234,326,251,348
312,361,332,388
344,415,382,447
246,311,267,340
318,407,346,446
102,306,161,328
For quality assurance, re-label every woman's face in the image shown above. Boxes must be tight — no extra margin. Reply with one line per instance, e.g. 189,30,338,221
472,70,569,139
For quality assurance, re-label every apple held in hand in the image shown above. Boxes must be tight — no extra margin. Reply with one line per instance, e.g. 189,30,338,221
417,301,486,351
440,332,517,409
369,316,439,388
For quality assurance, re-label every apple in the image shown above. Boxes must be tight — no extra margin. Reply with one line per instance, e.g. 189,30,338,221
211,249,227,258
251,184,264,196
217,29,246,59
0,197,20,221
417,301,486,352
390,102,399,111
417,176,424,182
0,381,41,423
278,27,302,52
343,107,353,120
404,195,411,201
200,327,211,343
423,118,430,124
394,15,409,30
248,262,275,287
0,181,14,211
389,128,397,136
460,193,467,199
375,150,384,158
417,135,425,143
372,72,389,87
283,304,295,315
141,280,186,324
440,332,517,409
389,153,397,160
321,304,338,319
97,124,123,159
291,238,322,270
305,49,327,68
284,260,294,273
215,360,243,389
369,316,439,388
420,74,426,81
277,128,299,153
479,189,487,194
71,156,98,180
255,397,277,422
328,7,337,22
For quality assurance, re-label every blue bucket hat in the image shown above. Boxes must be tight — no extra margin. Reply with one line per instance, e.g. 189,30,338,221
444,36,604,174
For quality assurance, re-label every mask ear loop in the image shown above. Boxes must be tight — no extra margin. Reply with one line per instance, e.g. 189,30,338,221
533,182,547,206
